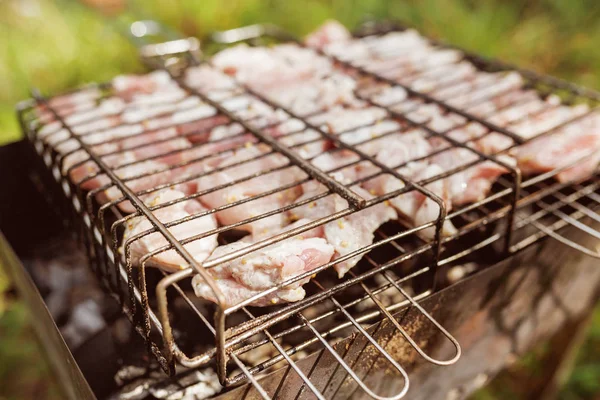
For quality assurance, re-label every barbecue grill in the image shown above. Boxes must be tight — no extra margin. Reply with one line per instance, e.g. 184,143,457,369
3,19,600,400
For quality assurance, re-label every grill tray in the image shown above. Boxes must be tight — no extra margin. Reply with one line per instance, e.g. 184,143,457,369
16,19,600,399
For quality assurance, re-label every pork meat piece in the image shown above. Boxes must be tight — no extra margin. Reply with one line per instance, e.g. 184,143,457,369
410,164,457,239
304,20,351,50
293,182,397,277
112,71,177,100
512,113,600,183
210,44,360,114
353,131,458,238
192,219,334,307
430,142,513,206
195,144,306,234
121,188,218,272
509,102,589,140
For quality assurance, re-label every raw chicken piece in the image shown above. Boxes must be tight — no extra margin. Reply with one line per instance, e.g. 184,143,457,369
312,149,362,183
101,134,257,212
46,87,103,111
210,43,362,114
192,219,334,306
357,129,432,197
357,82,408,107
142,102,218,131
448,124,514,156
263,72,359,115
184,64,239,93
381,49,464,81
37,98,126,143
121,188,218,272
512,113,600,183
36,91,100,124
369,162,456,240
63,136,192,191
293,183,397,277
443,72,524,108
339,119,403,153
410,62,477,93
212,45,358,115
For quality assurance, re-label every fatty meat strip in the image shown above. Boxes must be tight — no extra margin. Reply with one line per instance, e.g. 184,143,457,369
192,219,334,307
121,188,219,273
309,21,600,183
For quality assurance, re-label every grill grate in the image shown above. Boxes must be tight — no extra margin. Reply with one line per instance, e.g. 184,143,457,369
17,20,600,399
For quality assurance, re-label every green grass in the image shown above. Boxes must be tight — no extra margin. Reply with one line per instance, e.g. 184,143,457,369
1,0,599,398
2,0,600,144
0,264,61,400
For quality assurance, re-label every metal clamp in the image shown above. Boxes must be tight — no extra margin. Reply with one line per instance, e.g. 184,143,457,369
127,20,201,71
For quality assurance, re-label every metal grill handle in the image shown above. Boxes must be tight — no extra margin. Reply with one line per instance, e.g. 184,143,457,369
127,20,201,70
531,207,600,259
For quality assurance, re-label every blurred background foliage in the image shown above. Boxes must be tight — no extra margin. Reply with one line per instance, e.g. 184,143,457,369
0,0,599,399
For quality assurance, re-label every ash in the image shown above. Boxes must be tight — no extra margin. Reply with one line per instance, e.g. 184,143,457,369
114,365,221,400
25,234,106,350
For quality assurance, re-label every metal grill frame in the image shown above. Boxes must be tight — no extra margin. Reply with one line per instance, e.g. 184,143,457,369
16,19,600,399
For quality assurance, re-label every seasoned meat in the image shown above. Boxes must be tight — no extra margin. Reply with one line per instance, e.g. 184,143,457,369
121,188,218,272
192,219,334,306
293,182,397,277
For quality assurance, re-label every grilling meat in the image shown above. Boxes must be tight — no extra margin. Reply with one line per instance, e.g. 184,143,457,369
512,113,600,182
192,219,334,307
293,182,398,277
121,188,218,272
195,144,305,234
33,20,600,308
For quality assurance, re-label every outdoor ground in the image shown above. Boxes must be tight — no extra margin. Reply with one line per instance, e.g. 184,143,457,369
0,0,599,399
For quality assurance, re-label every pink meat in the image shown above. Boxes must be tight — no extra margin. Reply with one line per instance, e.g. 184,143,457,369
121,188,218,272
195,144,305,234
304,20,351,50
430,143,512,206
192,219,334,306
512,114,600,183
293,183,397,277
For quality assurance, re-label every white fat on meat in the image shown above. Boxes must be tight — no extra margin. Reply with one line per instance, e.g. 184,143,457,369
192,219,334,307
430,143,512,206
121,188,218,272
195,144,305,234
212,44,332,91
304,20,351,50
308,106,388,137
293,182,397,277
509,103,589,140
353,130,458,238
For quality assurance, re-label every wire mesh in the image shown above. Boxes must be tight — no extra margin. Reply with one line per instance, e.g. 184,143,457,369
17,19,600,399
